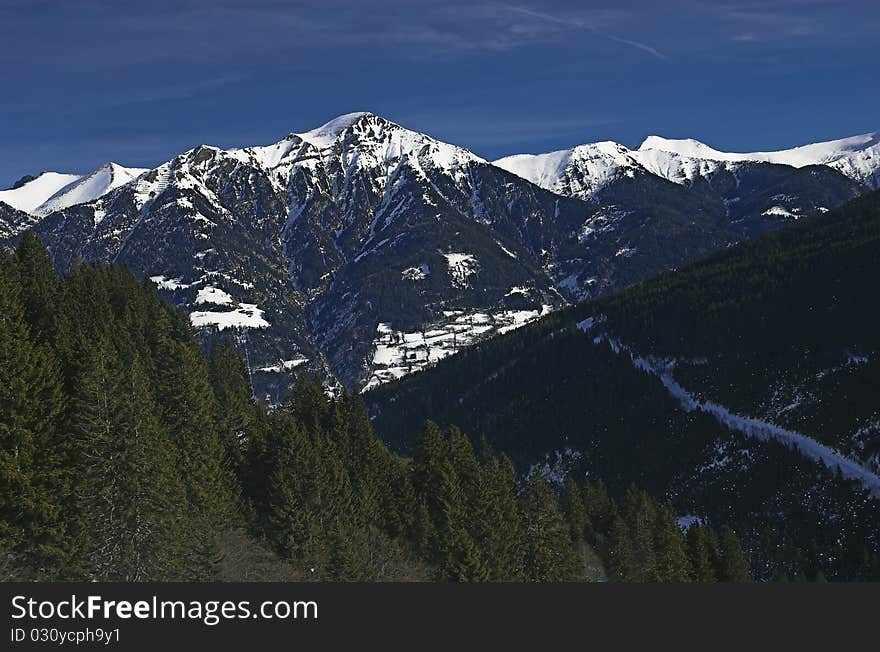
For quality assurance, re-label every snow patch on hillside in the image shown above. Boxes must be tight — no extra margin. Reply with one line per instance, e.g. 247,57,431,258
530,448,585,488
190,303,269,331
441,252,478,288
363,306,550,391
584,328,880,496
401,263,429,281
762,205,800,219
149,274,269,331
256,358,309,373
195,285,234,305
149,275,192,291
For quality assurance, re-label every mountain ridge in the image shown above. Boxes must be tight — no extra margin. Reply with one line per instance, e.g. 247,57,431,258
0,113,872,392
5,116,876,217
495,128,879,198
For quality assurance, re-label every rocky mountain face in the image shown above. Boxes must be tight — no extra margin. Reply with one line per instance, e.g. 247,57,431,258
0,202,41,241
1,114,874,393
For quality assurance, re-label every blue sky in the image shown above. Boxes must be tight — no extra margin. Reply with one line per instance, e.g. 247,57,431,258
1,0,877,187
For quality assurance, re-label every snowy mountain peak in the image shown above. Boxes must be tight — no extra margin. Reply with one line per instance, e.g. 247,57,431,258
0,171,83,214
639,136,727,159
639,131,880,162
298,111,487,168
233,112,486,181
34,162,149,216
639,131,880,188
494,141,645,199
497,128,880,197
295,111,375,149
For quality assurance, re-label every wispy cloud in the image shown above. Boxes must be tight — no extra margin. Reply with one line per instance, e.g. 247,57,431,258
605,35,666,60
497,2,667,60
694,0,832,43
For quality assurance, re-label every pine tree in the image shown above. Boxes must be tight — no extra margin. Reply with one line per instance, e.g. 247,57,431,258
446,426,481,513
473,450,526,580
653,505,691,582
686,524,719,582
411,421,449,559
0,261,38,555
560,476,589,545
522,470,582,581
157,339,238,575
606,513,635,581
433,456,479,579
716,526,751,582
14,232,58,343
620,486,657,581
444,522,489,582
582,478,614,546
0,258,65,571
208,338,255,477
265,412,325,570
72,350,189,580
340,395,389,529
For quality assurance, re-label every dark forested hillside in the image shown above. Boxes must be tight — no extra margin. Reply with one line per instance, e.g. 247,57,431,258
581,189,880,469
367,190,880,581
0,234,749,582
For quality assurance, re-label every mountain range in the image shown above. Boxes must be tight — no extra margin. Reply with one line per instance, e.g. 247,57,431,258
1,112,876,394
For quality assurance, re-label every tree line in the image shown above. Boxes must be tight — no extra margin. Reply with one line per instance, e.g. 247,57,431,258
1,233,750,581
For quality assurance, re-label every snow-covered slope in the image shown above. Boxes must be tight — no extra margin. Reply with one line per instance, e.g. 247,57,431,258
494,142,644,199
639,131,880,189
0,164,148,217
495,130,880,198
0,172,82,213
34,163,148,216
230,111,487,192
494,140,743,198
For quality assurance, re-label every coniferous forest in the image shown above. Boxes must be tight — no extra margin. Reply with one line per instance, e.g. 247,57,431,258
0,233,752,582
367,191,880,582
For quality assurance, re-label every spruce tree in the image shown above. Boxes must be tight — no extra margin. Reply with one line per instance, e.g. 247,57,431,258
621,486,657,581
157,339,237,575
208,338,255,477
265,412,323,567
72,350,188,580
0,259,65,572
582,479,614,546
716,526,751,582
686,524,719,582
473,450,526,580
14,232,58,343
340,395,389,529
444,521,489,582
522,470,582,581
606,513,635,581
560,477,589,545
653,505,691,582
